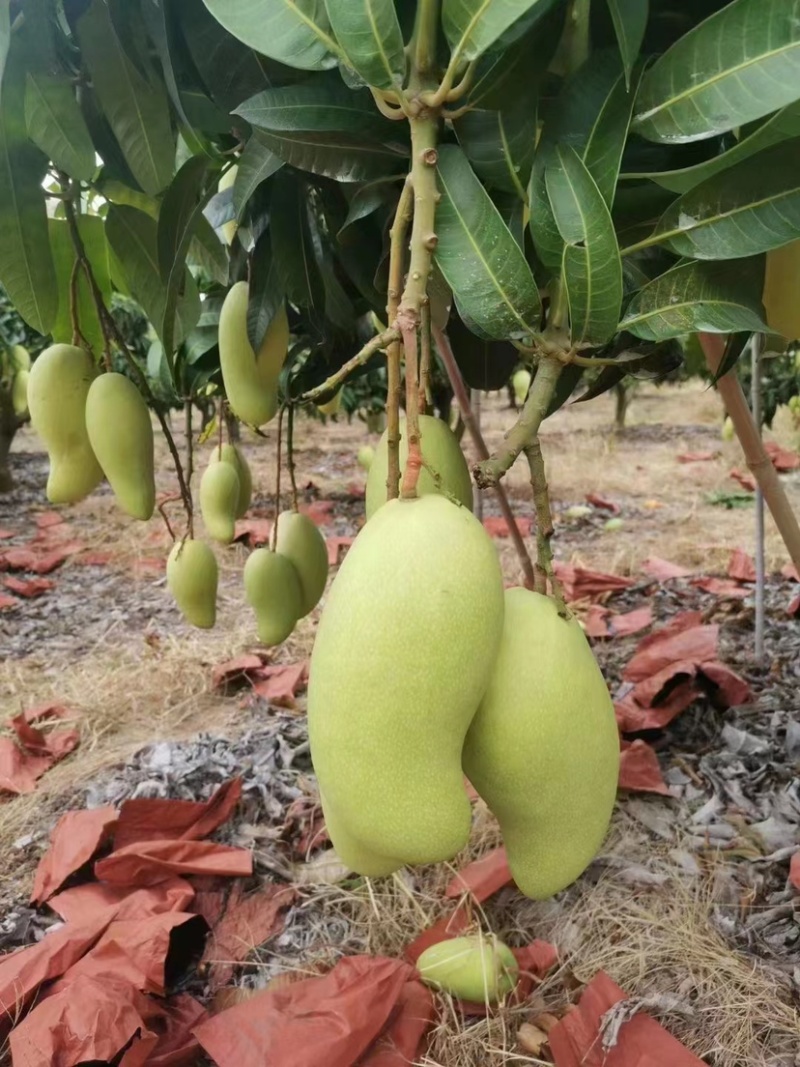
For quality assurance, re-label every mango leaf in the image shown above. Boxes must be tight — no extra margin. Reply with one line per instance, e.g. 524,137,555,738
0,1,9,108
633,0,800,144
49,216,111,356
620,257,768,340
444,309,518,390
454,90,538,198
324,0,405,90
78,0,174,195
605,0,648,89
24,72,95,182
435,144,540,340
443,0,551,64
235,129,407,183
233,131,284,219
187,216,229,286
546,145,622,345
106,204,200,353
235,77,399,140
201,0,339,71
339,176,400,234
649,138,800,260
270,171,325,317
0,53,56,333
248,231,285,350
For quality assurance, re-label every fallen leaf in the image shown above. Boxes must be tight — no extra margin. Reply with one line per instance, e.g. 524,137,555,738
292,848,349,885
95,839,253,887
326,535,355,566
618,741,671,796
585,493,619,513
360,978,435,1067
201,884,297,989
31,806,118,904
113,779,243,851
444,847,513,903
676,451,718,463
727,549,756,582
729,468,756,492
194,956,414,1067
211,654,265,690
640,557,691,580
483,516,532,538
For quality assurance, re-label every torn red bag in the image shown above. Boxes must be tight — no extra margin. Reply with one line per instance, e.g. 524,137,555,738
194,956,413,1067
359,978,435,1067
3,575,54,597
327,535,355,566
729,468,756,492
444,847,513,903
640,557,691,580
583,605,611,638
585,493,619,513
31,805,118,904
48,878,196,924
113,778,242,850
765,441,800,471
403,907,471,965
251,661,308,706
211,654,264,690
789,852,800,892
690,576,749,598
623,624,718,683
0,740,53,795
95,839,253,887
618,741,671,796
201,884,297,989
146,993,209,1067
727,548,756,582
483,516,532,538
553,563,634,602
609,607,653,638
676,451,717,463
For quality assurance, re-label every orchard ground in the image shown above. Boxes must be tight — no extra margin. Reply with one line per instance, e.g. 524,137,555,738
1,379,799,1065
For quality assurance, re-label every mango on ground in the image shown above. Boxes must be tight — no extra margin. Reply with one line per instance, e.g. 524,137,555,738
243,547,303,646
85,373,155,520
417,935,518,1003
273,510,328,616
167,539,218,629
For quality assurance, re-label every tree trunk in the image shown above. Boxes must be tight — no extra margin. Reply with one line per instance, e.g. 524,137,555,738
0,385,18,493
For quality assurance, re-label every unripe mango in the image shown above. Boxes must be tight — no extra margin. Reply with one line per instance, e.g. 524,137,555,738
10,345,30,373
200,462,240,544
243,547,302,646
308,494,505,866
721,415,734,441
27,344,103,504
512,368,531,406
463,589,620,900
11,370,29,416
85,373,155,520
357,445,374,471
218,281,289,426
167,539,218,629
208,443,252,518
273,510,328,616
317,389,341,416
763,239,800,341
365,415,472,519
319,789,402,877
417,935,518,1003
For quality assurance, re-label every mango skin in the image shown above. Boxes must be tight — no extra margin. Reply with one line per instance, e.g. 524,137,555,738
357,445,374,471
11,370,29,416
85,373,155,520
463,589,620,901
417,935,518,1003
365,415,472,519
512,368,531,405
273,510,328,617
308,494,505,866
167,539,218,629
10,345,30,373
319,789,402,877
243,547,302,646
27,344,104,504
763,239,800,341
200,462,240,544
208,443,252,518
218,281,288,427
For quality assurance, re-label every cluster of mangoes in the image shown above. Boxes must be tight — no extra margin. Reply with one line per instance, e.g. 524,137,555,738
308,417,621,902
2,344,31,417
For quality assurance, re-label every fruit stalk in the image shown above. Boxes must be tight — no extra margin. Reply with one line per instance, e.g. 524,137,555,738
271,404,285,551
418,302,431,415
524,438,566,615
385,180,414,501
287,403,299,511
434,325,536,590
700,332,800,573
474,356,563,488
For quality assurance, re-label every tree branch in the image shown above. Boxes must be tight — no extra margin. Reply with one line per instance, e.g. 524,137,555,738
385,179,414,501
300,327,400,405
524,439,566,615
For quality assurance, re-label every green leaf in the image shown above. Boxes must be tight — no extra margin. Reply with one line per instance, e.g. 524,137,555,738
248,232,285,350
546,145,622,345
24,72,95,183
633,0,800,145
339,177,399,234
605,0,648,89
620,258,769,340
97,180,159,220
270,171,325,316
0,53,57,333
188,216,229,286
201,0,339,72
236,128,407,183
454,90,538,199
324,0,405,90
49,216,112,356
444,310,518,390
435,144,540,341
78,0,175,195
442,0,551,64
106,204,200,353
235,77,398,139
233,131,284,219
648,138,800,260
0,1,10,109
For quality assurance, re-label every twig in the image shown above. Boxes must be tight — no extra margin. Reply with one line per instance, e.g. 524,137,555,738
300,328,399,405
271,403,285,550
287,403,299,511
68,258,92,355
473,355,563,488
184,399,194,489
386,180,414,501
418,301,431,415
217,397,224,454
157,496,179,542
525,439,566,615
700,332,800,573
434,324,536,590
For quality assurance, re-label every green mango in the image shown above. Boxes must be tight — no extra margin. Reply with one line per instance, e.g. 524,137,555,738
357,445,374,471
167,539,218,629
208,443,252,518
273,510,328,616
243,547,302,645
365,415,473,519
218,281,288,427
463,589,620,900
27,344,104,504
512,368,531,405
417,935,518,1003
308,494,504,867
85,373,155,520
11,370,29,416
317,389,341,416
319,789,402,877
199,462,240,544
9,344,30,373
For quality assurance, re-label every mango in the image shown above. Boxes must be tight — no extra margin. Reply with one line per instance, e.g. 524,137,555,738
9,344,30,373
308,494,505,866
243,547,302,645
365,415,472,519
85,373,155,520
512,368,531,406
218,281,289,427
721,415,734,441
417,935,518,1003
317,389,341,416
167,539,218,629
27,343,103,504
319,789,402,877
200,461,240,544
208,443,252,517
273,510,328,616
357,445,375,471
11,370,29,416
763,239,800,341
463,589,620,900
218,165,238,246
